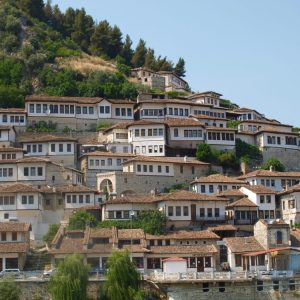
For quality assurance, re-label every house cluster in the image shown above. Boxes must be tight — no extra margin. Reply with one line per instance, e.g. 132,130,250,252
1,70,300,277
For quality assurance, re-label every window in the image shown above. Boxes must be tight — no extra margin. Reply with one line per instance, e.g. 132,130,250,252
28,195,34,205
183,206,189,216
149,165,153,172
137,165,141,172
203,283,209,293
207,208,212,217
24,167,29,176
37,167,43,176
165,166,169,173
29,104,34,113
86,195,90,203
143,165,147,172
168,206,173,216
115,108,120,116
67,144,72,152
266,195,271,203
30,167,36,176
175,206,181,216
201,185,206,193
141,129,145,136
107,158,112,166
51,144,55,152
38,144,43,152
22,196,27,204
209,185,214,193
76,106,81,114
200,208,205,217
67,195,71,203
116,159,122,166
260,195,265,204
235,254,242,267
135,129,139,137
12,232,17,241
158,165,162,173
101,160,105,166
72,195,77,203
215,208,220,217
1,232,6,241
89,107,94,114
276,231,283,244
59,144,63,152
127,108,132,116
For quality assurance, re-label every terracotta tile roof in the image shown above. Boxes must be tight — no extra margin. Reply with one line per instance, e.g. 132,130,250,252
0,125,14,131
56,185,97,193
256,129,298,135
90,228,114,239
121,245,150,253
192,174,244,184
0,183,40,193
207,224,237,232
18,134,77,143
224,236,264,253
124,156,210,166
238,170,300,179
117,229,145,239
258,219,288,227
0,242,29,253
191,114,228,121
0,222,31,232
0,147,24,152
102,122,131,133
51,234,85,254
278,183,300,195
150,245,218,254
87,244,114,253
188,91,223,97
242,185,276,194
157,190,228,202
126,120,164,127
81,151,135,158
206,126,236,132
226,197,258,208
26,95,103,104
239,119,291,127
146,230,220,240
16,157,50,163
105,194,156,204
215,189,245,197
164,118,205,127
0,108,26,114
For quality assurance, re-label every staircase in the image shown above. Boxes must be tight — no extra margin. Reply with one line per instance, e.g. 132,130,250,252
23,250,52,271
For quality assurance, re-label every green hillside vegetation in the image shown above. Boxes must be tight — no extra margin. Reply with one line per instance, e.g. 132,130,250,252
0,0,187,108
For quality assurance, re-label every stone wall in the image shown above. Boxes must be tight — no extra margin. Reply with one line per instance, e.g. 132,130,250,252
262,147,300,171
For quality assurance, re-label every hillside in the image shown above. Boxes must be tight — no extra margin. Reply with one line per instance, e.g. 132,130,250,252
0,0,187,108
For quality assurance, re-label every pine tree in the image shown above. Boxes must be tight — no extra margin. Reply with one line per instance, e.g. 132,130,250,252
63,7,76,36
108,25,123,59
90,20,111,57
131,39,147,67
18,0,45,20
144,48,156,70
156,56,173,71
120,34,133,66
174,57,186,77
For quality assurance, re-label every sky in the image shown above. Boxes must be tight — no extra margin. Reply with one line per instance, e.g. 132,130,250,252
51,0,300,126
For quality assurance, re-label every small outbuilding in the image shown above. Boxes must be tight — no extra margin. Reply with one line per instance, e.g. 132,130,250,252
162,257,187,273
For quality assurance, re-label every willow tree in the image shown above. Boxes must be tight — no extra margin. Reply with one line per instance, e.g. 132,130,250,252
48,254,89,300
103,251,143,300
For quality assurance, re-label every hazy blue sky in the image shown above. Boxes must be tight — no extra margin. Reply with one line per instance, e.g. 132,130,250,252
51,0,300,126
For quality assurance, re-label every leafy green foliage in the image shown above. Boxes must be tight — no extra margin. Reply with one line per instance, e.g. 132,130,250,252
174,57,186,77
49,254,89,300
103,251,142,300
235,139,262,160
43,224,60,246
0,277,20,300
164,183,189,193
261,157,285,172
68,210,98,230
97,210,167,235
27,121,57,132
227,120,241,129
218,151,239,170
196,143,217,163
219,99,239,109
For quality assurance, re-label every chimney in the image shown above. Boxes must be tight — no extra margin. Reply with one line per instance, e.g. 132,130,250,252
269,165,273,172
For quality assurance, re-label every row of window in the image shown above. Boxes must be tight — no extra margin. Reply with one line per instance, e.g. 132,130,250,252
107,210,138,219
132,128,164,137
168,206,189,217
173,129,203,138
207,132,235,141
24,167,43,177
50,144,72,153
235,210,258,220
200,185,239,193
266,135,298,146
259,195,272,204
66,194,91,204
115,133,128,139
0,168,13,177
21,195,34,205
0,196,15,206
168,107,189,116
137,164,170,173
2,115,25,123
115,107,132,117
141,109,164,117
135,145,164,155
89,158,126,167
1,153,17,160
0,232,18,242
193,110,226,119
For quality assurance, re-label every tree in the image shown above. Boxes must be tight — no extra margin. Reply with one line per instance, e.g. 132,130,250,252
135,210,167,235
144,48,156,70
68,210,97,230
90,20,111,57
0,278,20,300
108,25,123,58
174,57,186,77
43,224,59,246
120,34,133,66
262,158,285,172
103,251,143,300
49,254,89,300
18,0,45,20
131,39,147,67
196,143,216,163
218,151,239,171
235,139,262,160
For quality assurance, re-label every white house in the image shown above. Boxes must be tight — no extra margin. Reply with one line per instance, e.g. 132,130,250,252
157,71,188,92
239,185,276,219
206,127,236,151
0,108,27,130
191,174,244,195
0,126,16,147
127,120,166,156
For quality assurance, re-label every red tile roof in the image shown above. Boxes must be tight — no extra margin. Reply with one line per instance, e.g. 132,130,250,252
192,174,243,184
224,236,264,253
226,197,258,208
